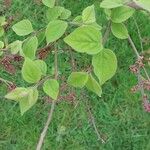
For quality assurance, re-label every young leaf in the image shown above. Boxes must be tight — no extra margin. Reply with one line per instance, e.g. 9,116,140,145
92,49,117,85
22,36,38,59
111,23,128,39
42,0,55,8
100,0,123,9
111,6,135,23
37,30,45,45
0,41,4,49
46,20,68,44
19,88,39,115
60,9,71,20
67,72,89,88
82,5,96,24
43,79,59,100
12,19,33,36
35,60,47,75
46,6,64,21
86,74,102,97
0,26,4,37
9,40,22,54
0,16,6,26
88,22,102,30
64,26,103,55
22,58,42,83
73,15,83,24
5,87,29,101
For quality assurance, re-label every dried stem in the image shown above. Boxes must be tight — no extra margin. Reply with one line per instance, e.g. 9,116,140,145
133,17,144,52
34,76,50,89
126,1,144,10
36,44,58,150
128,35,140,58
0,77,13,85
128,35,150,81
103,21,111,45
85,98,105,143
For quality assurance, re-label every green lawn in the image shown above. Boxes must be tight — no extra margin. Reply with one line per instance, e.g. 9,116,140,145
0,0,150,150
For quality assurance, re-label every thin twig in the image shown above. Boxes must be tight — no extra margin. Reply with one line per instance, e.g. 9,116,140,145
128,33,150,109
103,21,111,45
34,76,50,89
133,17,144,52
69,48,76,71
0,77,13,85
128,35,150,81
36,44,58,150
128,35,140,58
85,99,105,143
36,102,55,150
126,1,145,10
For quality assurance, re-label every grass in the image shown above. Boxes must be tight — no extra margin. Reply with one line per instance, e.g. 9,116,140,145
0,0,150,150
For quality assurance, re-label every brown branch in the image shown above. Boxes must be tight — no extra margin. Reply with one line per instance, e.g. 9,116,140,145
36,101,55,150
128,35,140,58
133,17,144,52
0,77,13,85
103,21,111,45
85,98,106,143
126,1,144,10
34,76,50,89
128,35,150,81
36,44,58,150
128,34,150,101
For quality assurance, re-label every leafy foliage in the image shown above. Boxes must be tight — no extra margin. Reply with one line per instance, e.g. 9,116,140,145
43,79,59,100
1,0,144,116
67,72,89,88
111,23,128,39
46,20,68,43
12,19,34,36
22,58,42,83
92,49,117,85
64,26,103,55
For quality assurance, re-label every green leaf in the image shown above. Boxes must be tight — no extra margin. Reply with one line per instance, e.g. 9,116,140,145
86,74,102,97
111,23,128,39
92,49,117,85
82,5,96,24
46,20,68,44
35,60,47,75
60,9,71,20
46,6,64,21
12,19,34,36
73,15,83,24
19,88,38,115
37,30,45,45
87,22,102,30
22,58,42,83
0,16,6,26
22,36,38,59
111,6,135,23
0,41,4,49
43,79,59,100
5,87,29,101
67,72,89,88
133,0,150,12
64,26,103,55
8,40,22,54
42,0,55,8
104,9,111,20
0,26,4,37
100,0,123,9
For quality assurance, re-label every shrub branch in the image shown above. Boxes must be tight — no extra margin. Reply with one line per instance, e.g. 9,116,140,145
36,44,58,150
